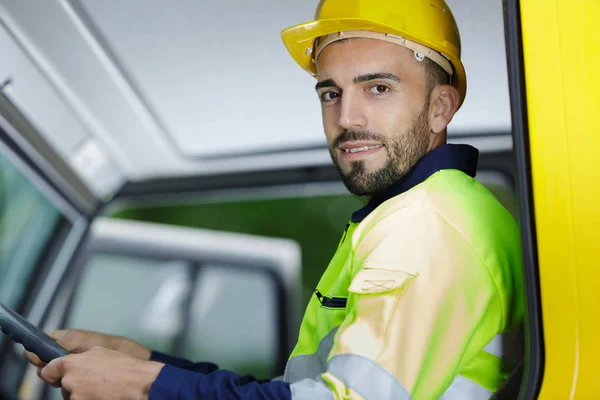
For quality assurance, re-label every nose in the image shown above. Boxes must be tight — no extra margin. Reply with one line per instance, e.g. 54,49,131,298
338,92,367,131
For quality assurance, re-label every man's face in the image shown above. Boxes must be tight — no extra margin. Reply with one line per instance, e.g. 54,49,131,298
316,38,432,196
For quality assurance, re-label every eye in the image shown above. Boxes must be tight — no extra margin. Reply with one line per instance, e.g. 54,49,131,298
370,85,390,94
320,91,340,102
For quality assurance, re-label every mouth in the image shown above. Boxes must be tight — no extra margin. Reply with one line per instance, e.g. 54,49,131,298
341,144,383,153
338,143,384,160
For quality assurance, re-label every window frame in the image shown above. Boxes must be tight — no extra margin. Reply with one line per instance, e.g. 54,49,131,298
0,122,90,396
503,0,545,398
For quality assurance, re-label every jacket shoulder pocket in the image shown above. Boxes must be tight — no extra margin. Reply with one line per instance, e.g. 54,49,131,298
348,268,416,295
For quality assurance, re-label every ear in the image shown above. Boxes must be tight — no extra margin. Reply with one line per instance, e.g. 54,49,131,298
428,84,460,134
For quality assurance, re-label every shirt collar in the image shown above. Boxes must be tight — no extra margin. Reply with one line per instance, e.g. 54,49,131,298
351,144,479,223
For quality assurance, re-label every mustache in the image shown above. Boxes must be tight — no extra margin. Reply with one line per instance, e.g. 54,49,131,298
332,130,386,149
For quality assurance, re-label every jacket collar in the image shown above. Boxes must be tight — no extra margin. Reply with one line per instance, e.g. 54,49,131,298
351,144,479,223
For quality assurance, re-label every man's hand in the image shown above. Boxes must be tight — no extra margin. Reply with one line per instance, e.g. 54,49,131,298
24,329,151,369
39,347,164,399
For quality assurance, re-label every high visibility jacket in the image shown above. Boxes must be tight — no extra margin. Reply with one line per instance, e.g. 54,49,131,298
148,144,524,400
284,144,524,399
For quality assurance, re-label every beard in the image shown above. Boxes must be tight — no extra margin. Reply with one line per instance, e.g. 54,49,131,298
329,106,431,196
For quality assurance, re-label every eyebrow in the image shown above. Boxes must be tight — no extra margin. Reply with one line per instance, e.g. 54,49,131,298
315,79,337,91
354,73,401,84
315,73,401,92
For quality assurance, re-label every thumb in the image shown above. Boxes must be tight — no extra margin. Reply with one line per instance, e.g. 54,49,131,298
48,329,71,341
48,329,85,352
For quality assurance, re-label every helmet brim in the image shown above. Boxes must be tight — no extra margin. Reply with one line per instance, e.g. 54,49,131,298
281,18,467,108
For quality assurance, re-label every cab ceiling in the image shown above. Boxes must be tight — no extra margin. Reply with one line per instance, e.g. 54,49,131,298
0,0,511,199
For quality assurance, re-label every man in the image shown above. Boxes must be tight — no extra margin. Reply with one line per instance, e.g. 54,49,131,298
27,0,524,398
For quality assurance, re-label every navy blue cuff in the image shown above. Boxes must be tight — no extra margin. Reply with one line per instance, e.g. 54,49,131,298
149,365,193,400
150,350,219,374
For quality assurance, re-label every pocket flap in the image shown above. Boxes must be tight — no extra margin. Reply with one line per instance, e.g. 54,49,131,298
348,268,416,295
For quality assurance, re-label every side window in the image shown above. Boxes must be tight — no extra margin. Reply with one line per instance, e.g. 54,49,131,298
64,255,279,378
181,264,278,378
0,152,61,309
65,254,192,354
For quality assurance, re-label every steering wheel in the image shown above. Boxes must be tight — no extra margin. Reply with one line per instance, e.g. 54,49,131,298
0,303,68,363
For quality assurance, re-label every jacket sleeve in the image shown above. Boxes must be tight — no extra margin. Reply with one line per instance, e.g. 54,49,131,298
289,207,506,399
149,365,292,400
150,351,220,374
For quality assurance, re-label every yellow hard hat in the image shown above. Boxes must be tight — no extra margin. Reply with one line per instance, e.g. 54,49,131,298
281,0,467,108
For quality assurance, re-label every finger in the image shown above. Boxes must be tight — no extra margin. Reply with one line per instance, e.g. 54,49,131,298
48,329,75,344
40,357,67,387
36,367,59,387
23,349,46,368
48,329,72,341
49,330,83,352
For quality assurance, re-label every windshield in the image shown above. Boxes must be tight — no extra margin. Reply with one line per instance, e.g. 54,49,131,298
0,151,61,309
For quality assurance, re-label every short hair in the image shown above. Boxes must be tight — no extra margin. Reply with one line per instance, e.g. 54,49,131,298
423,57,450,94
